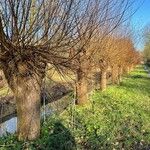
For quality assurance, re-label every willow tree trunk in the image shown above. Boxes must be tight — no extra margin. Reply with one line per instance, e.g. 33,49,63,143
118,67,123,83
76,68,88,105
124,66,130,74
100,70,107,91
129,64,134,72
15,77,41,141
2,64,42,141
111,66,119,84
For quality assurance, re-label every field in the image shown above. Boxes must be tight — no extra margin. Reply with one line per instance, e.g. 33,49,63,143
0,66,150,150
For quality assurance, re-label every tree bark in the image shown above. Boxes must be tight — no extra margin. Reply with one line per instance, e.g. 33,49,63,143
118,66,123,83
2,63,42,141
124,66,130,74
100,70,107,91
129,64,134,72
15,76,41,141
76,68,88,105
111,65,119,84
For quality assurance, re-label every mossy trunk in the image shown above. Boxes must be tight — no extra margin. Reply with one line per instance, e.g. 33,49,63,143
15,76,41,141
76,68,88,105
100,70,107,91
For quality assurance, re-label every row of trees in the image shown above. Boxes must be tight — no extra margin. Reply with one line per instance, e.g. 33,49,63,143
0,0,141,140
74,31,141,105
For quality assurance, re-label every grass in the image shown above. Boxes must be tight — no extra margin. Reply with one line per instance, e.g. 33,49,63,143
46,68,75,84
0,65,150,149
0,87,11,98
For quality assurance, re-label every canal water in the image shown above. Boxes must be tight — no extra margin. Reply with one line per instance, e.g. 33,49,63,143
0,105,53,137
0,117,17,136
0,94,71,137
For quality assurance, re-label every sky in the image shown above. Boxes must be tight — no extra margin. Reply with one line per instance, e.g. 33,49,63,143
131,0,150,50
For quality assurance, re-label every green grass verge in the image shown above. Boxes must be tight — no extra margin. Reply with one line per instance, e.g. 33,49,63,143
0,65,150,150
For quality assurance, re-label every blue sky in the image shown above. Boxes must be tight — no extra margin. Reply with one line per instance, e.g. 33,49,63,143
131,0,150,50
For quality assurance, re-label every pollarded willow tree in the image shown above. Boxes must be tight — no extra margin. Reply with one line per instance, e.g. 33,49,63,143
0,0,97,140
68,0,102,105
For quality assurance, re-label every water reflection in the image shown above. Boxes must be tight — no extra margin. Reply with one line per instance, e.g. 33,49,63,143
0,117,17,136
0,94,70,137
0,106,52,137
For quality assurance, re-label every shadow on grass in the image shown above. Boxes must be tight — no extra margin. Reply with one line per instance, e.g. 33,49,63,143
138,70,148,74
42,121,76,150
129,75,149,80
